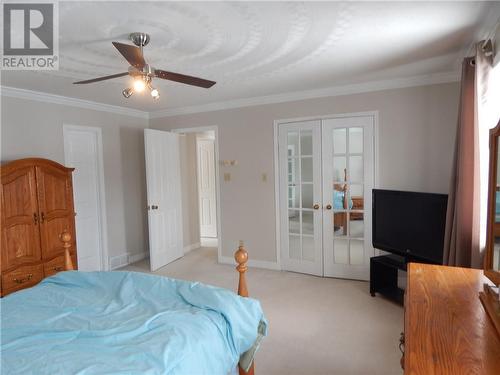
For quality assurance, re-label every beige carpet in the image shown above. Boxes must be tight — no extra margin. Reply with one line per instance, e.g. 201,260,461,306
122,247,404,375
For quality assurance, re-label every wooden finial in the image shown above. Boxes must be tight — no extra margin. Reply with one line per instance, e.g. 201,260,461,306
60,230,74,271
234,241,255,375
234,241,249,298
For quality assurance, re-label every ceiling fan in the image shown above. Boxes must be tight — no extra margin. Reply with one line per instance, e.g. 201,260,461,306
73,32,216,101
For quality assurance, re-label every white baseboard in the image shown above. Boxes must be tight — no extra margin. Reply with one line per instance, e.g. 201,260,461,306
109,245,201,271
128,252,148,264
109,254,128,270
109,251,148,270
218,255,281,271
200,237,218,247
183,242,201,254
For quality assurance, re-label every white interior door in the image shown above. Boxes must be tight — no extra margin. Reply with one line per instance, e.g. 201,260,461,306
279,121,323,276
63,125,108,271
322,116,374,280
197,138,217,238
144,129,184,271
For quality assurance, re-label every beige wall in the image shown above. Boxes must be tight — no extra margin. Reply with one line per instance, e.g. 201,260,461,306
150,82,460,263
1,82,460,265
179,133,200,247
1,96,149,260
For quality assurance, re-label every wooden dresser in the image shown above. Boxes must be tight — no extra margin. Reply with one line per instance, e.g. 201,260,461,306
404,263,500,374
1,158,78,296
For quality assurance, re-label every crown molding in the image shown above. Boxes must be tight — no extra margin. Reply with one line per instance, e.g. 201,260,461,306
149,71,460,119
1,71,460,121
0,86,149,120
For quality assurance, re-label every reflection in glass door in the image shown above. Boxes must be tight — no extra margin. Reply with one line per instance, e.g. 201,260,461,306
322,116,374,280
279,120,323,276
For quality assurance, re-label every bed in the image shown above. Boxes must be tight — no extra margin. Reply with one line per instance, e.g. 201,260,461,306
1,232,267,375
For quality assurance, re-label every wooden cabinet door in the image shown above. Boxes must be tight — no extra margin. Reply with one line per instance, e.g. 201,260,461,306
35,165,76,259
1,166,42,270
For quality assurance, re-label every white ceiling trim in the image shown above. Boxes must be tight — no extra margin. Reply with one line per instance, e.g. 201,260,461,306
1,71,460,121
149,71,460,118
0,86,150,119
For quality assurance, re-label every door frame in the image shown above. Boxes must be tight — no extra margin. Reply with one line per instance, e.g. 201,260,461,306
273,111,380,271
171,126,222,263
63,124,109,271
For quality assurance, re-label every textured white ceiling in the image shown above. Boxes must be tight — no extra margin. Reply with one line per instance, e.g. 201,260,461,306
1,1,498,112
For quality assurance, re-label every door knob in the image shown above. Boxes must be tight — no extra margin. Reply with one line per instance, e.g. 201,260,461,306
151,205,159,210
313,204,320,210
325,204,332,210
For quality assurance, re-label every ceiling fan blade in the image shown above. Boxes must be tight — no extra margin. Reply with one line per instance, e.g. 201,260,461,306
73,72,129,84
154,69,216,88
112,42,146,69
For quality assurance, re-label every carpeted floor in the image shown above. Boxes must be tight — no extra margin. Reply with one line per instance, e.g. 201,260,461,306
122,247,404,375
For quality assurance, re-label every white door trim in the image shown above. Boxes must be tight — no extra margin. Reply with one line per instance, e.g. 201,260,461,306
171,126,222,263
273,111,379,272
63,124,109,271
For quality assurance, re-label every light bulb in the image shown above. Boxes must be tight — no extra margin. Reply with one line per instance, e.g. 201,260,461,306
133,78,146,92
122,88,133,98
150,88,159,99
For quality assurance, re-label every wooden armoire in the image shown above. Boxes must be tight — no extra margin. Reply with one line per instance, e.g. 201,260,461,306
1,158,78,296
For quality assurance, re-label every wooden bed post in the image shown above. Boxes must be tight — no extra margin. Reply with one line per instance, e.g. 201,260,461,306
60,231,74,271
234,241,255,375
235,241,249,297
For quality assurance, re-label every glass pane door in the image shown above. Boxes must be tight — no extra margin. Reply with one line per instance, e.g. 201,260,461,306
322,116,374,280
279,121,322,276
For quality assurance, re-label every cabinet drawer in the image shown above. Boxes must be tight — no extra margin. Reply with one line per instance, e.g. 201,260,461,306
2,264,43,295
44,256,66,277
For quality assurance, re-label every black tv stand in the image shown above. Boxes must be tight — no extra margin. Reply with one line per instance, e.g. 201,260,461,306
370,253,442,304
370,254,407,305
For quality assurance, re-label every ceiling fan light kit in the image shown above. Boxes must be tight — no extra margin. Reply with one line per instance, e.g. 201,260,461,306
132,76,148,92
73,32,216,102
150,87,160,100
122,88,133,98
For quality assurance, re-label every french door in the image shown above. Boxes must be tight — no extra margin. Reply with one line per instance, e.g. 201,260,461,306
279,115,375,280
279,121,323,276
322,117,374,279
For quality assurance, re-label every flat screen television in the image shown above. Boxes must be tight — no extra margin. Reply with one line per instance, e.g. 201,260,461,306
372,189,448,264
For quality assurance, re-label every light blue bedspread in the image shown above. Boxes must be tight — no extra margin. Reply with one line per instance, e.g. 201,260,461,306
1,271,267,375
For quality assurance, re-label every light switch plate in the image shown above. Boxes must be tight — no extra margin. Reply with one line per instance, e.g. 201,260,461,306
262,173,267,182
224,173,231,182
